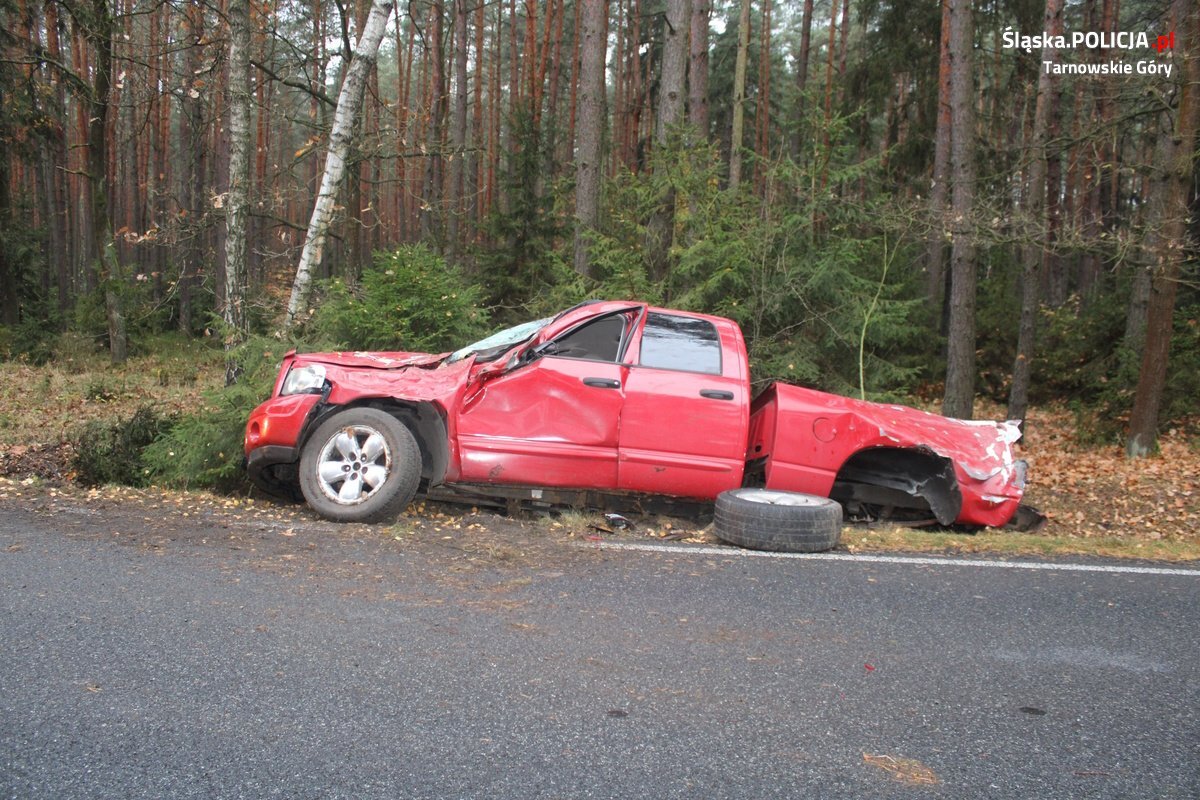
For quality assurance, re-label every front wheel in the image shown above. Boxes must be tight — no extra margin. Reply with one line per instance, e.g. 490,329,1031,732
714,489,842,553
299,408,421,523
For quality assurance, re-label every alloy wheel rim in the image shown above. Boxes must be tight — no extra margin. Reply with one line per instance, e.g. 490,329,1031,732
315,425,392,505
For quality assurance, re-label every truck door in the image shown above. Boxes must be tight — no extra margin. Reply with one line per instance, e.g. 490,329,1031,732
456,311,632,489
617,312,747,499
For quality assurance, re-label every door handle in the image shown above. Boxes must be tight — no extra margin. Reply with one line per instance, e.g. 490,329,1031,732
583,377,621,389
700,389,735,401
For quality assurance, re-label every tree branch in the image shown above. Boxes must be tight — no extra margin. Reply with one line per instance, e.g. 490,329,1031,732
251,58,337,109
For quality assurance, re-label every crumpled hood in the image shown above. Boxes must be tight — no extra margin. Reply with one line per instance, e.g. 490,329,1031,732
297,350,447,369
289,350,470,406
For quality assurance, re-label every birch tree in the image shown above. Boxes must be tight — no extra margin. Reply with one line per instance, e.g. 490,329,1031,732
285,0,396,327
224,0,252,383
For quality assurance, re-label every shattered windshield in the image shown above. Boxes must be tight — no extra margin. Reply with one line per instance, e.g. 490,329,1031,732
446,317,551,364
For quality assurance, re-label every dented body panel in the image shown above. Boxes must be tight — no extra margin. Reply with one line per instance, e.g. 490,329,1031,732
244,301,1028,527
747,384,1024,527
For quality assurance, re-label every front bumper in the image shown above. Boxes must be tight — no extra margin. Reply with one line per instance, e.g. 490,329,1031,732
245,445,300,497
243,393,322,497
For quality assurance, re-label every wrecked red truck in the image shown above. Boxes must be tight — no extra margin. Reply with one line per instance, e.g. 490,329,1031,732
244,300,1032,535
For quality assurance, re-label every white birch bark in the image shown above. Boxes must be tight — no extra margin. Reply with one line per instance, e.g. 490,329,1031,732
285,0,396,327
224,0,252,383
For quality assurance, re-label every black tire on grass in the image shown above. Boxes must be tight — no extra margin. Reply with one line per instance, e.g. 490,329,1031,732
714,489,842,553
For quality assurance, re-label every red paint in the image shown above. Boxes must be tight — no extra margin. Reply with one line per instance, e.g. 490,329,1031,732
749,384,1025,527
245,302,1029,527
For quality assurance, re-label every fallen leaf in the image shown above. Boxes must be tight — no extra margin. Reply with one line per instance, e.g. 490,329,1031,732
863,753,939,785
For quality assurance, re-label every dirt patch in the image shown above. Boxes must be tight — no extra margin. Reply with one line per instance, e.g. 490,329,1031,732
0,477,599,576
0,442,74,482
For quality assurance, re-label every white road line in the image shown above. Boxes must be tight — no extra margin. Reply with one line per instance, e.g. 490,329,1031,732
594,541,1200,577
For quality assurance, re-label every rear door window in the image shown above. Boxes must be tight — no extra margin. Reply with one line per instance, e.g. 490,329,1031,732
638,313,722,375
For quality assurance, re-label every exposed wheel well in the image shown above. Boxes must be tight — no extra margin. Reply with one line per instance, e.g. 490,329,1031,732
830,447,962,525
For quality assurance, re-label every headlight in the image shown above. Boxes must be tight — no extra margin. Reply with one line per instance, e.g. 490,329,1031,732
280,364,327,396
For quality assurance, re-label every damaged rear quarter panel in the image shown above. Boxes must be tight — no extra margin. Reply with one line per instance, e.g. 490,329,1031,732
750,384,1024,527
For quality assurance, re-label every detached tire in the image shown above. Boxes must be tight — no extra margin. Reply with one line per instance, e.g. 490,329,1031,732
299,407,421,523
714,489,842,553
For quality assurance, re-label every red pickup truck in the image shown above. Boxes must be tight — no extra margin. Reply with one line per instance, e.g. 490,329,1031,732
244,300,1031,533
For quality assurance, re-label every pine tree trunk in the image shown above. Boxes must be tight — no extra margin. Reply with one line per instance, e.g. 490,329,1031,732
286,0,396,327
817,0,838,201
572,0,607,278
925,0,952,311
645,0,691,282
44,1,73,310
566,0,581,172
77,0,127,363
1007,0,1063,424
754,0,772,192
179,3,207,336
941,0,975,420
728,0,751,191
1126,0,1199,457
0,131,13,326
789,0,814,159
448,0,469,266
688,0,710,136
470,0,485,235
421,1,445,244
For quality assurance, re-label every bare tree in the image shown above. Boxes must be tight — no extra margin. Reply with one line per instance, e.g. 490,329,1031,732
285,0,397,328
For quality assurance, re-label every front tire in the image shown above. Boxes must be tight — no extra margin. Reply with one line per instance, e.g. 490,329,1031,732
299,408,421,523
714,489,842,553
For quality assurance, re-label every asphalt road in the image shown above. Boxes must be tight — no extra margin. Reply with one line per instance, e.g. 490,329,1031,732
1,499,1198,799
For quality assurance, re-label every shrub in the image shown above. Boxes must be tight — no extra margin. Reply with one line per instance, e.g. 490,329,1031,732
141,335,288,491
307,244,489,353
72,406,175,487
